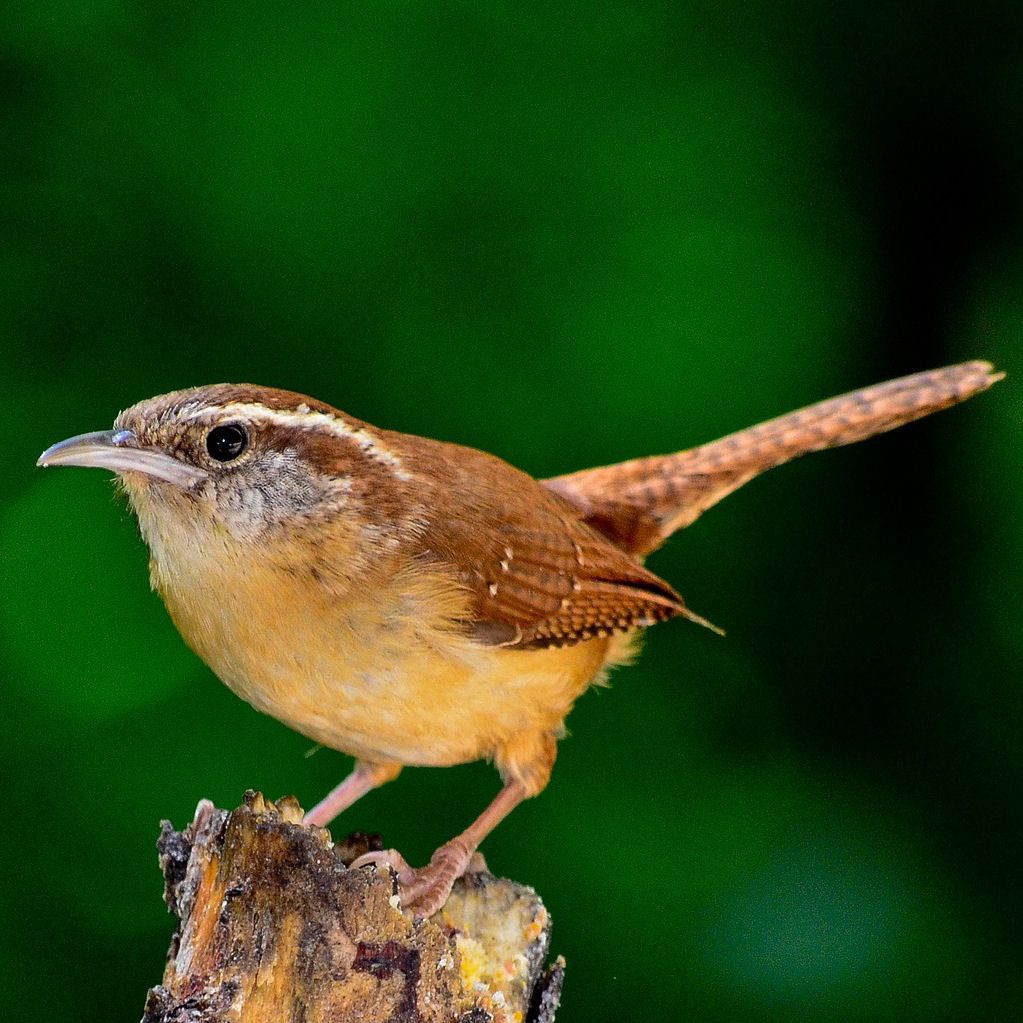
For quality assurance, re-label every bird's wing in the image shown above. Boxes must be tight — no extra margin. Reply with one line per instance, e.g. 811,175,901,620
399,438,695,649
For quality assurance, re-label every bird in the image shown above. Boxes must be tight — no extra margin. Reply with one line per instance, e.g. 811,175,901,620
37,360,1001,917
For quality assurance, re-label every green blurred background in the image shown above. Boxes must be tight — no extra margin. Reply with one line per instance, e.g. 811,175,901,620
1,3,1020,1020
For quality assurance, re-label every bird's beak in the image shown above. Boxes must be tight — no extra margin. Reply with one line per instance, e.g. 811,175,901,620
37,430,208,487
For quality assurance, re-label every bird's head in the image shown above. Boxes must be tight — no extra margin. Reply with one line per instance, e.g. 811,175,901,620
37,385,410,561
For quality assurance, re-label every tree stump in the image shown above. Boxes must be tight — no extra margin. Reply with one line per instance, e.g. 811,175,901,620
142,792,564,1022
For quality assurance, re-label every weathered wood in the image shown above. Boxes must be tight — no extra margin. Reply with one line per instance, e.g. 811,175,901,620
143,792,564,1023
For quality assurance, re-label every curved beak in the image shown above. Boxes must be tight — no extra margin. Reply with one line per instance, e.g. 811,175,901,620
37,430,208,487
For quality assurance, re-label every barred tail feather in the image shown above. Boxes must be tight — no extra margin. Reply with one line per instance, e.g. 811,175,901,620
545,361,1003,556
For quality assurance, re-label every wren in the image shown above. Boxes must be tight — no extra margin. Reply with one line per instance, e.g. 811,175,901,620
37,361,1001,916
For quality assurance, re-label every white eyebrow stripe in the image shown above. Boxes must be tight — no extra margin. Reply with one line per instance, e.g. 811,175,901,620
184,401,410,479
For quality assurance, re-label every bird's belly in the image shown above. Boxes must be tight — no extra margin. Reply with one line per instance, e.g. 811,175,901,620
237,639,608,767
164,575,610,767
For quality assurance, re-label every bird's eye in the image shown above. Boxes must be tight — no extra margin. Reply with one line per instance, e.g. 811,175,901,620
206,424,248,462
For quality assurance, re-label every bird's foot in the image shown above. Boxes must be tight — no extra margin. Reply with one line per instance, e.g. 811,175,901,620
352,837,476,919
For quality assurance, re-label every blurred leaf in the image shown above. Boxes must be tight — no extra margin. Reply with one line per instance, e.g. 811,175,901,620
0,474,196,720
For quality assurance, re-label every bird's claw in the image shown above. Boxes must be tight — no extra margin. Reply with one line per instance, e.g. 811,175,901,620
350,847,415,883
350,838,475,919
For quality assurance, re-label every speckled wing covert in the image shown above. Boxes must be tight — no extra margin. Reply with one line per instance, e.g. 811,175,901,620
452,513,690,649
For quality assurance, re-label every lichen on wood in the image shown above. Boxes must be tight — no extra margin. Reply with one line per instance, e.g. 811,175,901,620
142,792,564,1023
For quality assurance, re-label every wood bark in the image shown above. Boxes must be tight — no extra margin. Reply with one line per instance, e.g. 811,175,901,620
142,792,564,1023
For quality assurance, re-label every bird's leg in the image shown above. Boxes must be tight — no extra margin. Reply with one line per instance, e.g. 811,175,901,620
352,779,527,918
304,760,402,828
